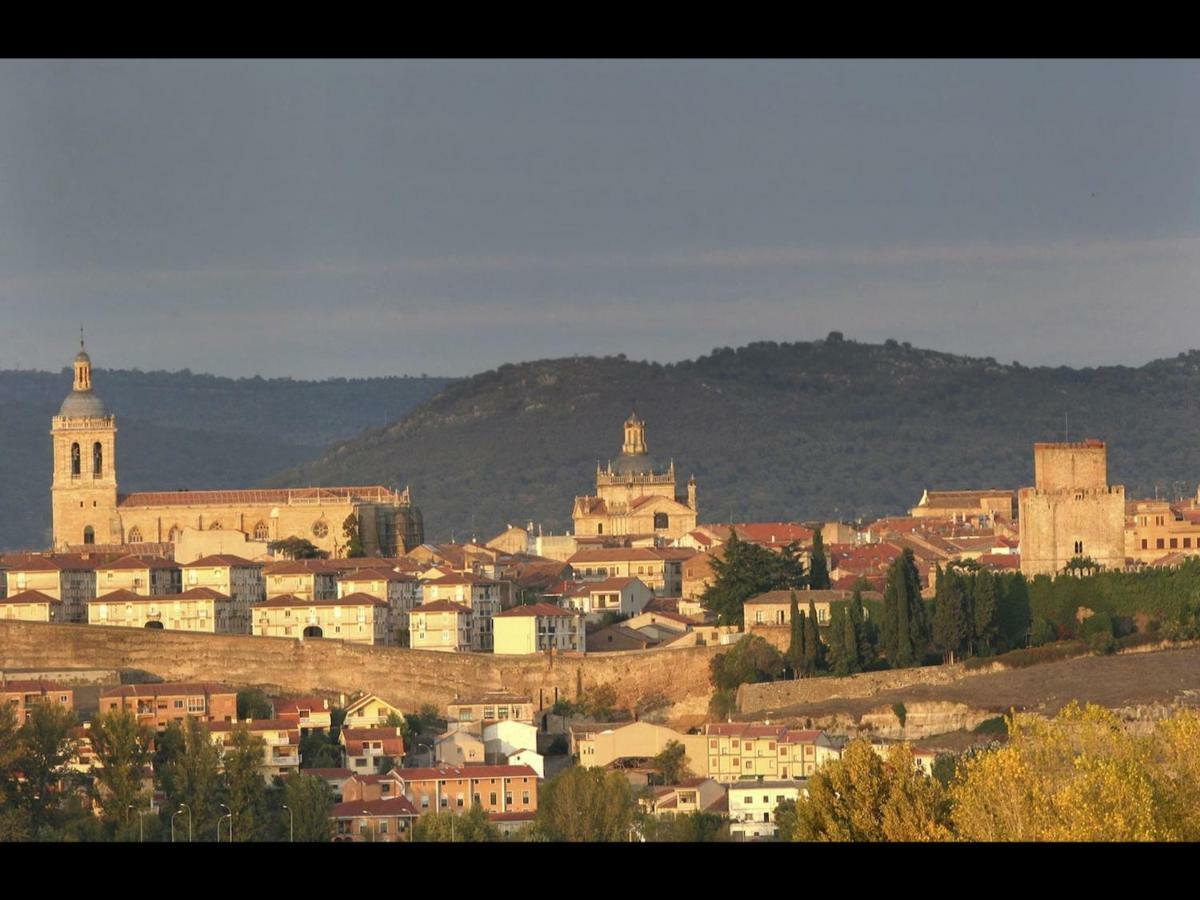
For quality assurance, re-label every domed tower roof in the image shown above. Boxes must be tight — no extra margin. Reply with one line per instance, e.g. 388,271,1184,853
59,335,107,418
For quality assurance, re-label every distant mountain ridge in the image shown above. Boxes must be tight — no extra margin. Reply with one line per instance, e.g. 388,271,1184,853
0,368,453,550
266,336,1200,543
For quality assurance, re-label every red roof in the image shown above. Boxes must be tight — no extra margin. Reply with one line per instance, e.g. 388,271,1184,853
6,556,95,572
184,554,260,568
100,555,179,571
2,589,61,605
422,573,498,587
413,600,472,614
337,568,415,583
176,587,232,600
256,593,385,608
92,589,145,603
399,764,538,781
705,723,787,738
331,796,418,818
568,548,678,563
0,679,71,693
102,682,235,698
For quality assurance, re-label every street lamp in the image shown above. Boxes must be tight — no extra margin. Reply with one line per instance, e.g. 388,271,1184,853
220,803,232,843
177,803,192,843
128,804,150,843
282,804,294,843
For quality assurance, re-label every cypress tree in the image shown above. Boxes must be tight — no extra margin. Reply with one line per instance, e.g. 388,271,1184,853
903,550,931,665
849,585,869,667
787,592,804,679
809,528,831,590
932,566,969,664
841,601,861,673
827,605,848,676
806,598,825,674
973,568,999,654
882,557,903,666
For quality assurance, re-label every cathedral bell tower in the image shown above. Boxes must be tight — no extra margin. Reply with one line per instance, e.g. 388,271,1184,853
51,336,119,549
622,411,647,457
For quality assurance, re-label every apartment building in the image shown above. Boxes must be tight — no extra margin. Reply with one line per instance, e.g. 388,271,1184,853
89,587,247,633
274,696,332,733
340,726,406,775
1,590,63,623
96,555,181,596
566,548,686,596
181,555,266,609
331,796,418,842
342,693,406,730
395,764,539,819
727,781,803,840
446,692,535,726
421,574,501,651
492,603,585,655
4,557,96,623
252,593,391,644
263,560,338,603
0,679,74,723
99,682,237,730
336,568,420,643
207,719,302,780
410,600,474,652
562,576,653,623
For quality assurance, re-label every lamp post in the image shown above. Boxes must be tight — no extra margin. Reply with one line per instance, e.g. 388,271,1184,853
282,804,294,843
128,804,149,843
220,803,232,843
177,804,192,843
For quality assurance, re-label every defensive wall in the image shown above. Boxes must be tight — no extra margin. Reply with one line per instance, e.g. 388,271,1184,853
0,621,721,713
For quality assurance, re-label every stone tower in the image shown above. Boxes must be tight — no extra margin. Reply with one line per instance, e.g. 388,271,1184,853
51,338,119,549
1017,439,1125,577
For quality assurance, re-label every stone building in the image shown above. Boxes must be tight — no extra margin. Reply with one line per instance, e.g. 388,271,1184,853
571,413,698,541
1018,440,1126,577
50,340,423,557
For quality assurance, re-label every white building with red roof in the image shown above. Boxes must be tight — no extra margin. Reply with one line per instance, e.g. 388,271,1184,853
493,603,585,655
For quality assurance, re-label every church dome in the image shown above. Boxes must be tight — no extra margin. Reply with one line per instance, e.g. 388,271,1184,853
609,453,658,477
74,348,91,364
59,389,107,418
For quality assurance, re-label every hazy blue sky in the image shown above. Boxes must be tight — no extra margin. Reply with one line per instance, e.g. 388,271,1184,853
1,59,1198,378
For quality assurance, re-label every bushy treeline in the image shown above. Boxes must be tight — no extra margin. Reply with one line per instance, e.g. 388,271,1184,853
778,703,1200,842
0,702,333,842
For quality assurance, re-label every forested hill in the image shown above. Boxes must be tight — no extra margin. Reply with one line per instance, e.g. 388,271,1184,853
0,369,453,550
267,336,1200,542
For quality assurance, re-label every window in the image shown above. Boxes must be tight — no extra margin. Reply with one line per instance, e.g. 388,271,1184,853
379,821,388,834
420,796,429,809
254,521,269,541
1171,538,1179,549
522,791,530,804
93,442,103,476
1142,539,1148,550
597,524,603,534
174,699,185,709
83,526,95,545
71,443,81,476
1187,538,1193,549
489,792,497,805
654,512,668,530
186,697,205,713
1074,541,1083,554
128,526,143,543
312,520,329,538
1157,539,1165,550
456,794,464,808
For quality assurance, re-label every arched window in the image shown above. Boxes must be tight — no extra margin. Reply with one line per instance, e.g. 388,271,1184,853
254,521,270,541
93,442,102,476
71,443,81,476
128,526,143,543
83,526,95,545
209,521,222,530
167,526,180,542
654,512,669,530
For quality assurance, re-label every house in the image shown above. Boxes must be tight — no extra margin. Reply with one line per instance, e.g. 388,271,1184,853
304,767,355,800
435,726,486,767
565,548,687,597
341,769,406,803
3,556,96,623
586,623,659,652
493,604,586,655
331,796,419,842
89,587,247,633
641,777,727,817
252,593,391,644
703,723,790,782
274,696,333,733
95,555,181,597
420,574,501,651
482,720,543,775
180,554,266,612
206,719,302,780
410,600,475,652
0,679,74,724
562,576,653,623
446,692,535,727
99,682,237,730
574,720,708,773
727,781,804,840
776,730,843,779
743,589,879,653
340,727,406,775
0,590,64,624
342,693,405,729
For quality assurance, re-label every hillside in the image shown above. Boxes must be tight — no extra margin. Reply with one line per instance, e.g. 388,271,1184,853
267,336,1200,542
0,369,452,550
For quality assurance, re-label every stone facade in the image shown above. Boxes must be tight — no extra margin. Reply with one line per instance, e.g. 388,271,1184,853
1018,440,1127,577
50,342,423,557
571,413,698,541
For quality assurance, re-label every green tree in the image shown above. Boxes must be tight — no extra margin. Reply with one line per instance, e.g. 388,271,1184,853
996,573,1032,650
281,772,334,842
88,708,154,833
652,740,693,785
267,536,330,560
0,703,21,808
709,635,786,693
223,724,268,841
537,767,636,842
786,592,805,678
972,568,1000,654
583,684,621,721
413,803,499,842
17,700,78,828
236,689,273,721
639,810,728,842
849,585,871,666
882,549,930,668
342,514,366,558
700,531,807,627
159,716,223,841
804,597,826,675
932,565,971,664
809,527,831,589
300,730,342,770
828,604,862,677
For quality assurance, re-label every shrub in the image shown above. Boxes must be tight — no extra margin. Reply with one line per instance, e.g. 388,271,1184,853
972,716,1008,736
1089,631,1118,655
1080,612,1114,640
709,690,737,720
965,640,1089,671
1029,618,1056,647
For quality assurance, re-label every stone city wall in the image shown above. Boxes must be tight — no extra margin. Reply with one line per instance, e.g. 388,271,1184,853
0,620,720,713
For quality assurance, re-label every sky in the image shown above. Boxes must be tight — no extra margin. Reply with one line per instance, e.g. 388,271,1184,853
0,59,1198,379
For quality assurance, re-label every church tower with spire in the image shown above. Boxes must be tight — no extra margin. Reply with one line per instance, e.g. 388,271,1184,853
51,335,119,549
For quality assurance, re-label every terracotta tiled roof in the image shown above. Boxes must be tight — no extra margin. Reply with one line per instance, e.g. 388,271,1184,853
304,768,354,779
0,679,71,693
704,723,788,738
412,600,472,614
495,603,580,618
2,590,61,605
184,554,260,568
331,796,419,818
102,682,235,698
92,589,145,603
336,568,415,583
568,548,677,563
6,556,95,572
100,555,180,571
422,573,498,587
176,587,232,600
257,593,385,607
399,764,537,781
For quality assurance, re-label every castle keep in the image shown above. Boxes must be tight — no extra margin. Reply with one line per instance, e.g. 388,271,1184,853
1017,440,1126,577
50,341,423,557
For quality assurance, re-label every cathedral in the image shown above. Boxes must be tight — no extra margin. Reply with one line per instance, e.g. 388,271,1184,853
50,341,423,557
571,412,698,541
